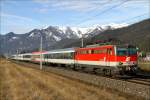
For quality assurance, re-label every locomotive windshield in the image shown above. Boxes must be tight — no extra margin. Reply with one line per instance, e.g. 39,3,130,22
127,48,137,55
117,48,137,56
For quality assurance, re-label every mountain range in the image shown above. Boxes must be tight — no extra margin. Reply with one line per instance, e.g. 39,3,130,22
0,19,149,55
0,23,127,55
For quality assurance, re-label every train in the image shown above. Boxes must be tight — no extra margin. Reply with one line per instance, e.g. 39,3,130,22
11,44,138,76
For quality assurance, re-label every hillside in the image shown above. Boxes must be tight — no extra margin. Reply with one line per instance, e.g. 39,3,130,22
0,24,125,55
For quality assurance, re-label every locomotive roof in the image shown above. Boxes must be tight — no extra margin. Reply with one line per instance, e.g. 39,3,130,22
78,45,114,50
12,53,32,56
43,48,75,54
21,53,32,55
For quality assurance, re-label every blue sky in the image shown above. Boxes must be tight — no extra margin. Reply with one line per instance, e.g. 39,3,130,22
0,0,150,34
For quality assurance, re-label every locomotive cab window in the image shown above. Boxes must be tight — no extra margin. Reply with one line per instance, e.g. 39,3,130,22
117,48,137,56
128,48,137,55
117,48,127,56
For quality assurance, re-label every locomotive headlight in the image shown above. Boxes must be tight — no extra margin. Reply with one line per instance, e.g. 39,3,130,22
119,62,123,65
126,57,130,62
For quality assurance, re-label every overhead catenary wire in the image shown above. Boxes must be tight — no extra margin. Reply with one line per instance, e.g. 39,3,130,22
115,13,150,24
74,0,131,47
75,0,131,26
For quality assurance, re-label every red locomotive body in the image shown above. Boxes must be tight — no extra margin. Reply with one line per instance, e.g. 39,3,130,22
75,45,138,75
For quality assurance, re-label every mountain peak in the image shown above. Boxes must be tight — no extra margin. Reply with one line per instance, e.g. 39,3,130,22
7,32,15,35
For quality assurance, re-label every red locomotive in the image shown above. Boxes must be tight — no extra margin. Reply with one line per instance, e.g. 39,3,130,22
11,44,138,76
75,44,138,75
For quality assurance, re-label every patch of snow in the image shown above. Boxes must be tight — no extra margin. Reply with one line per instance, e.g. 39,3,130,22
12,37,18,39
45,31,52,37
71,27,90,34
59,26,67,33
102,23,128,29
53,35,61,41
47,23,128,38
29,32,35,37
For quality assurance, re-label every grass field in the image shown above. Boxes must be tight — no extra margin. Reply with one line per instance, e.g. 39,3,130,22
0,59,139,100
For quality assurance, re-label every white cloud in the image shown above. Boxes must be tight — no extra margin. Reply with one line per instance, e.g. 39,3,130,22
33,0,112,12
0,13,43,34
1,13,34,22
37,8,49,13
33,0,50,4
33,0,149,13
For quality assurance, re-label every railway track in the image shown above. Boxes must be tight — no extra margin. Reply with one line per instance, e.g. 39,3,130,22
124,72,150,86
11,60,150,99
73,68,150,86
75,68,150,86
125,78,150,86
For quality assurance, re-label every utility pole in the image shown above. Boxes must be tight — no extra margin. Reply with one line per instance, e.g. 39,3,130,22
78,30,84,48
17,49,19,60
81,34,84,48
81,33,88,48
40,35,43,70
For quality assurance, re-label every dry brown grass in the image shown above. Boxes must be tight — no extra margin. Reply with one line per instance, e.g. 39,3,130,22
0,59,128,100
138,62,150,72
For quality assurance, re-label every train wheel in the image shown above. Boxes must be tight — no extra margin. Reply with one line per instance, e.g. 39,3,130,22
108,69,112,77
102,69,106,76
93,68,97,74
73,65,78,71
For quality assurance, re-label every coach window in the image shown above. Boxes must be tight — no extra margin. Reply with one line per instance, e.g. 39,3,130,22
49,54,51,59
67,53,69,59
44,54,46,59
61,53,64,59
67,53,70,59
51,54,53,59
63,53,66,59
28,55,31,58
48,54,50,58
71,52,74,59
57,53,60,59
52,54,55,59
56,53,59,59
46,54,48,59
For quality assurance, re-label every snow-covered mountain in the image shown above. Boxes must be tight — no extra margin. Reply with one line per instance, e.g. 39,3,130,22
0,23,128,55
